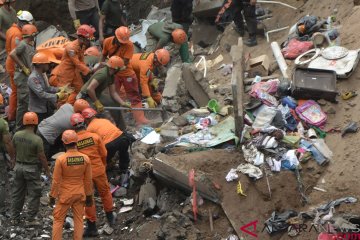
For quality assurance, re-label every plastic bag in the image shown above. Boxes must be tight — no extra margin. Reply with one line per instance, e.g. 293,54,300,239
281,38,314,59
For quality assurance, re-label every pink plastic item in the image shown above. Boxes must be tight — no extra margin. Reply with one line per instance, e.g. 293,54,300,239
282,38,314,59
250,79,280,98
296,100,327,127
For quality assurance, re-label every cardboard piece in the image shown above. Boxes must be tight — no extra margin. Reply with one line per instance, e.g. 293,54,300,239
246,55,270,77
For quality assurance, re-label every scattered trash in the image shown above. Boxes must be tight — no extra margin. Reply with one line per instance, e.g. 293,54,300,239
120,198,134,206
141,130,161,144
237,163,263,180
313,187,327,192
341,121,359,137
225,168,239,182
264,210,298,234
119,206,133,213
236,181,247,196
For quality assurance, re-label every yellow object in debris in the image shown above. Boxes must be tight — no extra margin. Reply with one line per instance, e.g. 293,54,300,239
341,91,357,100
237,181,247,196
73,19,81,30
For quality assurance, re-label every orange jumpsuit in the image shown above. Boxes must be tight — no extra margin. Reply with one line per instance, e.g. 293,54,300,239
49,39,90,104
75,129,113,223
130,53,162,103
5,24,22,121
102,37,148,124
87,118,122,145
50,149,93,240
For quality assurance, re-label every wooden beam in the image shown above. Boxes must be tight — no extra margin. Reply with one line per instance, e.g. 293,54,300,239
230,38,244,138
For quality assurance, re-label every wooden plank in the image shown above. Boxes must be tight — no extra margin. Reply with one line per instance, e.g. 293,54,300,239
230,38,244,138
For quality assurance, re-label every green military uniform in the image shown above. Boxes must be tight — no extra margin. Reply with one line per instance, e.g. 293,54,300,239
84,55,101,70
0,118,9,215
78,66,126,129
11,129,44,221
0,6,17,49
145,21,190,63
80,66,115,100
14,40,36,130
101,0,124,37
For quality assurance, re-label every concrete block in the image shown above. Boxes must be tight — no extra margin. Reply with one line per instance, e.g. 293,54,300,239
162,64,183,98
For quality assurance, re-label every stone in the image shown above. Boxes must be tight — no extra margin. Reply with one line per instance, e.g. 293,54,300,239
162,64,183,99
113,187,127,198
172,115,188,127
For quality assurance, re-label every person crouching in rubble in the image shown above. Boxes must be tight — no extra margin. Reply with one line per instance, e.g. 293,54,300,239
82,107,131,173
131,48,170,108
49,24,95,104
145,21,190,63
71,113,116,236
9,24,38,130
11,112,51,226
49,130,93,240
28,52,69,122
78,55,131,112
37,99,90,161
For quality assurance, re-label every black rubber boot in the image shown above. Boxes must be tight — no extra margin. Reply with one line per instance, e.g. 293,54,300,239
244,36,257,47
83,220,99,237
106,211,117,227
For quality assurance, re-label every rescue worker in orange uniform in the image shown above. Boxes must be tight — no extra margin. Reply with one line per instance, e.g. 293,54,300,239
101,26,133,66
82,107,131,172
70,113,116,236
49,24,95,104
101,26,149,125
5,10,33,121
130,48,170,108
49,130,93,240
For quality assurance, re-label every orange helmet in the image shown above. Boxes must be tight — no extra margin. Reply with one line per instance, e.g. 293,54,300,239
171,29,187,44
73,99,90,113
106,56,125,70
23,112,38,125
22,24,38,38
84,46,100,57
115,26,131,44
62,130,78,144
154,49,170,65
32,52,50,64
70,113,85,126
76,24,96,40
82,108,97,119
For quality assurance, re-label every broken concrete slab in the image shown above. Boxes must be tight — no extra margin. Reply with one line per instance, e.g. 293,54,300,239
162,64,189,112
36,25,68,46
152,153,221,203
182,63,212,108
193,0,223,17
162,64,183,99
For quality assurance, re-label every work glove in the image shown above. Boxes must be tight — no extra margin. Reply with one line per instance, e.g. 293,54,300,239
94,100,104,112
73,19,81,30
146,97,157,108
58,84,74,94
21,66,31,76
150,78,160,91
121,102,132,109
85,195,93,207
49,196,55,206
56,91,69,102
